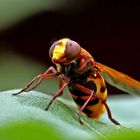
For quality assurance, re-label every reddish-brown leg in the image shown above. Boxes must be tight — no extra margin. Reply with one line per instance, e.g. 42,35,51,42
45,80,69,111
25,66,58,92
74,83,95,124
13,66,58,95
75,83,120,125
58,78,63,94
78,91,94,124
102,100,120,125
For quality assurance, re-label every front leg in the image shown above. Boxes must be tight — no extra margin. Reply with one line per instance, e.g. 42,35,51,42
13,66,58,95
45,76,70,110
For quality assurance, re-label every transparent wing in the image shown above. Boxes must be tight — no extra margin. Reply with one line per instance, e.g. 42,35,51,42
95,62,140,96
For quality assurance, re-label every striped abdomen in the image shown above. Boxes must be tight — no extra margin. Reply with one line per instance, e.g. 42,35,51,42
68,72,107,120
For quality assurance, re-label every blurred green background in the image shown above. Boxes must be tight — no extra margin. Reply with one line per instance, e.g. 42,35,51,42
0,0,140,94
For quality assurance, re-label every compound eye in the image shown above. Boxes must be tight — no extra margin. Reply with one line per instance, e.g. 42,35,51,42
49,43,56,58
65,40,81,59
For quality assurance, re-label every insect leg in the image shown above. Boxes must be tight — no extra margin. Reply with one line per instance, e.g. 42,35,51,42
75,84,120,125
102,100,120,125
13,66,58,95
74,83,96,124
45,80,69,111
58,78,63,94
25,66,58,92
78,91,94,124
58,74,70,95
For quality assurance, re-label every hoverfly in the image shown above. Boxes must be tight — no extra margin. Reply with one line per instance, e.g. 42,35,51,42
13,38,140,125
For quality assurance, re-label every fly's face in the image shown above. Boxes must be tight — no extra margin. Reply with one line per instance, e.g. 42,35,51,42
49,38,81,65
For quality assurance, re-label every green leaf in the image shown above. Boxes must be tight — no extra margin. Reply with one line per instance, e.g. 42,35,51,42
0,90,140,140
97,130,140,140
0,121,64,140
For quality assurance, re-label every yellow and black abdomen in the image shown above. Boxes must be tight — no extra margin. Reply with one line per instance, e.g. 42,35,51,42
68,72,107,120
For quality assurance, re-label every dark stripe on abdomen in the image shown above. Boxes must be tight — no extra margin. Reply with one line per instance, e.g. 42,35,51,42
74,97,99,106
68,81,97,96
83,108,93,114
70,88,88,96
